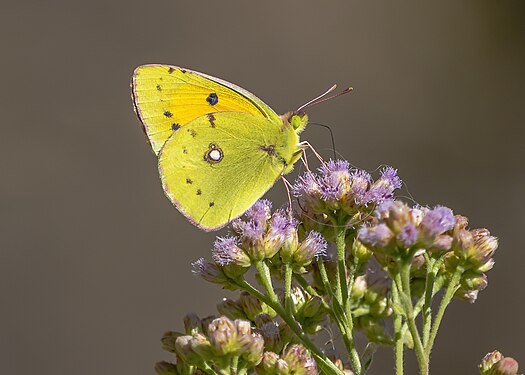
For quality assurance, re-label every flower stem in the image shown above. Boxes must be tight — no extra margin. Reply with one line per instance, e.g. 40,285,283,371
391,279,404,375
254,261,279,304
238,272,344,375
334,225,348,305
425,266,463,361
334,225,362,375
398,261,428,375
422,254,435,347
284,263,293,314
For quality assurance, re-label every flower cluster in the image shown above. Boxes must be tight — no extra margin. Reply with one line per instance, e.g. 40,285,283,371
193,199,327,284
156,314,317,375
160,159,508,375
292,160,402,237
444,216,498,303
358,201,456,259
158,315,265,375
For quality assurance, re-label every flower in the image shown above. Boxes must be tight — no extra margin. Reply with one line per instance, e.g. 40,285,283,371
212,236,251,267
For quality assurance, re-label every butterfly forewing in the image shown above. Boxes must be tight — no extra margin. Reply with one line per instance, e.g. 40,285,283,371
132,65,280,154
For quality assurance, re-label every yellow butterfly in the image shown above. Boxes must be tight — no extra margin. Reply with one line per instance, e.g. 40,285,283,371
131,64,349,231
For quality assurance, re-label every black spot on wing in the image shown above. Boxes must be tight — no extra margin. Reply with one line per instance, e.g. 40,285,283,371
187,129,197,137
196,189,202,195
209,202,215,207
186,178,193,184
172,123,180,131
207,113,216,127
164,111,173,118
206,92,218,106
168,67,175,74
156,84,162,91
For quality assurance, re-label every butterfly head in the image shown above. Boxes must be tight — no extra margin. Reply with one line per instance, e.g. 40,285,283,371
282,111,309,134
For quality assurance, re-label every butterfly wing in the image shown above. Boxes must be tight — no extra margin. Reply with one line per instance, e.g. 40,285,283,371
158,111,300,231
132,64,281,154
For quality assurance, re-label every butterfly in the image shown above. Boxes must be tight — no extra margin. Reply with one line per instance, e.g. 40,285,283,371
131,64,350,231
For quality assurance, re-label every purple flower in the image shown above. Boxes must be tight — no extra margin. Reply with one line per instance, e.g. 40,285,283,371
266,209,297,248
350,169,372,202
420,206,455,237
397,223,419,247
380,166,402,190
295,231,327,264
244,199,272,225
191,258,227,284
318,160,351,201
360,166,402,205
358,223,394,248
212,236,250,267
292,173,320,197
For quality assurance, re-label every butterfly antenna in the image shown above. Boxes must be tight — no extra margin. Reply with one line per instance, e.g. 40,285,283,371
296,85,353,113
309,122,337,159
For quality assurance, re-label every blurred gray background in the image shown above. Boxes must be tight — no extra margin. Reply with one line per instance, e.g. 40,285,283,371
1,0,524,374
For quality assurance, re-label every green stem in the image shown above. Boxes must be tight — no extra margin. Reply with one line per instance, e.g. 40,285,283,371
201,363,220,375
335,226,348,305
284,263,293,314
317,257,334,296
398,262,428,375
334,225,361,375
391,278,404,375
425,266,463,360
422,254,435,347
230,356,239,375
254,261,279,303
239,274,343,375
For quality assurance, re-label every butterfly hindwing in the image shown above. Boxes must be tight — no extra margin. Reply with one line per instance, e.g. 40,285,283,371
158,111,300,231
132,65,281,154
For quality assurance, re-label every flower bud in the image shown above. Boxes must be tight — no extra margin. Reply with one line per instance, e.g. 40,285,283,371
282,345,318,375
351,275,368,300
183,313,202,335
280,229,299,263
161,331,182,353
351,239,372,264
240,332,265,366
239,292,273,321
207,317,238,355
480,350,520,375
217,298,247,320
257,352,280,375
480,351,504,372
301,296,323,318
175,335,205,364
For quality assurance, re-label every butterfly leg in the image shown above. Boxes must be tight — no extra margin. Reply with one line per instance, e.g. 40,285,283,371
280,175,294,212
298,140,325,164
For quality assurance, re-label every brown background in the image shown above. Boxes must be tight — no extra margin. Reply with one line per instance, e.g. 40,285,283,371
1,1,524,374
